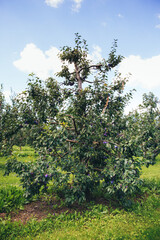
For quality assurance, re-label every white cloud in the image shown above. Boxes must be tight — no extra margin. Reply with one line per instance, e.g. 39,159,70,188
124,97,141,114
3,90,12,104
3,90,11,99
13,43,62,80
89,45,103,63
72,0,83,12
45,0,64,8
14,44,160,91
118,13,124,18
44,0,83,11
157,14,160,19
13,43,104,80
101,21,107,27
155,24,160,29
119,55,160,89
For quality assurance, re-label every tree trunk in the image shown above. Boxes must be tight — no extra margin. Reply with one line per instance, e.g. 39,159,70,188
75,63,82,91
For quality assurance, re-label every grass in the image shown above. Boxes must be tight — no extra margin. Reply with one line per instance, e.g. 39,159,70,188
0,146,38,213
32,198,160,240
141,155,160,180
0,147,160,240
0,145,38,188
0,194,160,239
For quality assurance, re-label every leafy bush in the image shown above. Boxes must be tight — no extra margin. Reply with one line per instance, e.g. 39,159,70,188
5,156,56,199
0,186,26,213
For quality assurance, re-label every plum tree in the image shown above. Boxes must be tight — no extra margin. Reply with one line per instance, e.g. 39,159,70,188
5,34,160,205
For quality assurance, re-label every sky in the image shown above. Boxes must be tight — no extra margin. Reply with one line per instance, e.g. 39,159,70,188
0,0,160,112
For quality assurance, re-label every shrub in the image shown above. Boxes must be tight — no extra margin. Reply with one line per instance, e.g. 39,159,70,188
0,186,26,213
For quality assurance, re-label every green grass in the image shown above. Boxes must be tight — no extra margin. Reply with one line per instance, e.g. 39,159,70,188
141,155,160,180
34,214,160,240
0,146,38,213
0,194,160,240
0,155,20,188
32,191,160,240
0,145,38,188
0,148,160,240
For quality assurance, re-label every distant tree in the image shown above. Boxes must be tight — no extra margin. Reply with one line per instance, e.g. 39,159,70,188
126,92,160,167
0,86,5,155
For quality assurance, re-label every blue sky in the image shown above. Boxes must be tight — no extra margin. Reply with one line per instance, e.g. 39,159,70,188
1,0,160,112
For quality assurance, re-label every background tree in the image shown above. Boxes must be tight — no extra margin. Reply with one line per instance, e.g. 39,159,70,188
0,86,5,155
0,87,24,155
126,92,160,167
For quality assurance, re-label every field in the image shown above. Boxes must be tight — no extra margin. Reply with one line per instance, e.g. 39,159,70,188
0,146,160,240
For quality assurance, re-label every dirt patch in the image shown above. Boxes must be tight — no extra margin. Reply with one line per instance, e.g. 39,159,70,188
0,195,140,224
0,196,88,224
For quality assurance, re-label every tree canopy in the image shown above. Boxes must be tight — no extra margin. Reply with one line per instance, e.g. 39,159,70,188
2,34,160,205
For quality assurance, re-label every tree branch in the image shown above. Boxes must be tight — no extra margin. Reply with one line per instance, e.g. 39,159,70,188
78,64,103,74
74,63,82,91
93,167,102,172
102,96,109,114
66,139,78,143
66,114,78,135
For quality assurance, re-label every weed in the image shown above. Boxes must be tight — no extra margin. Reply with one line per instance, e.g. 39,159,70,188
0,186,26,213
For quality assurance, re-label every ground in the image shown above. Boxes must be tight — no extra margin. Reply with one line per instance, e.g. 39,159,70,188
0,196,88,224
0,195,115,224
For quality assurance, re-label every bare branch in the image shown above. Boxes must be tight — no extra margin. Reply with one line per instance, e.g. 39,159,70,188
66,114,78,135
62,151,69,158
93,167,102,172
102,96,109,114
66,127,75,130
66,139,78,143
78,64,103,74
93,141,99,144
85,80,94,84
74,63,82,91
70,64,103,79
